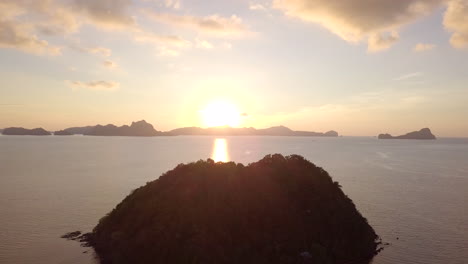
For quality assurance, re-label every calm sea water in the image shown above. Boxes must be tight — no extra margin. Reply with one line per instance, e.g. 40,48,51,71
0,136,467,264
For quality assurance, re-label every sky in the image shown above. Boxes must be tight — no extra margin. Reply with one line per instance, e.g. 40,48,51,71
1,0,468,137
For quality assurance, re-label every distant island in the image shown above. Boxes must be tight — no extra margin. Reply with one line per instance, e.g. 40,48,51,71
62,120,338,137
378,128,436,140
65,154,380,264
2,127,51,136
54,130,73,136
60,126,93,135
2,120,339,137
166,125,339,137
82,120,161,137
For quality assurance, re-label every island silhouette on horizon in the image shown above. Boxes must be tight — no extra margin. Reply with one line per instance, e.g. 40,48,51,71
2,120,339,137
378,128,436,140
2,127,51,136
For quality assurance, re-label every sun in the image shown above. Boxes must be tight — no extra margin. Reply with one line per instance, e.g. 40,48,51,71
201,101,241,127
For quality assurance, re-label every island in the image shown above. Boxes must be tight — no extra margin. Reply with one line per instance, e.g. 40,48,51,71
54,130,73,136
70,154,380,264
83,120,162,136
1,121,339,137
63,121,339,137
2,127,51,135
62,126,94,135
378,128,436,140
167,125,338,137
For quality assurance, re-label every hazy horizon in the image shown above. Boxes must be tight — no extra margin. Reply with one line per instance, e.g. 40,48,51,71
0,119,456,138
1,0,468,137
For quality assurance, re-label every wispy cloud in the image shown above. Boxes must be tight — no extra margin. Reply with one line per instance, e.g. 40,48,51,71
195,39,214,49
165,0,181,9
133,31,191,48
250,3,267,11
103,60,118,69
70,44,112,57
394,72,423,81
67,80,120,91
157,46,181,57
144,11,252,38
414,43,436,52
368,32,399,53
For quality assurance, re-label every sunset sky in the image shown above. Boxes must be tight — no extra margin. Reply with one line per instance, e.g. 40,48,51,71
1,0,468,136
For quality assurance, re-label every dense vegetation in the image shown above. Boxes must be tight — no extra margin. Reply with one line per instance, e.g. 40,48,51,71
88,154,378,264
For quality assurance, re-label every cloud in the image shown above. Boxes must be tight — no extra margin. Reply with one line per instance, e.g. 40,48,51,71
414,43,436,52
0,0,228,57
250,4,267,11
368,32,399,52
86,47,112,57
0,0,132,55
274,0,443,51
444,0,468,49
165,0,181,9
133,30,191,47
195,39,214,49
71,0,135,30
0,20,62,55
144,11,251,38
70,44,112,57
157,46,181,57
67,80,120,91
103,60,118,69
394,72,423,81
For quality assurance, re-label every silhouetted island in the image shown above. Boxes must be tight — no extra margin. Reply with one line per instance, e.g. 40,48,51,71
54,130,73,136
63,126,95,135
64,121,339,137
168,125,339,137
2,127,51,136
378,128,436,140
73,154,379,264
83,120,162,136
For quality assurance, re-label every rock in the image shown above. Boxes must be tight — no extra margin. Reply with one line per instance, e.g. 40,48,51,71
61,231,82,240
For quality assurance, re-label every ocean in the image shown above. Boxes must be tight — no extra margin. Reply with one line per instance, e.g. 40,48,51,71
0,135,467,264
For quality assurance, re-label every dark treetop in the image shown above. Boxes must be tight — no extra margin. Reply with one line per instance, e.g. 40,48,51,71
378,128,436,140
83,154,379,264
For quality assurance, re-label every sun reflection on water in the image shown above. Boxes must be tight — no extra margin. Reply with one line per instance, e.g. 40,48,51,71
211,138,229,162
